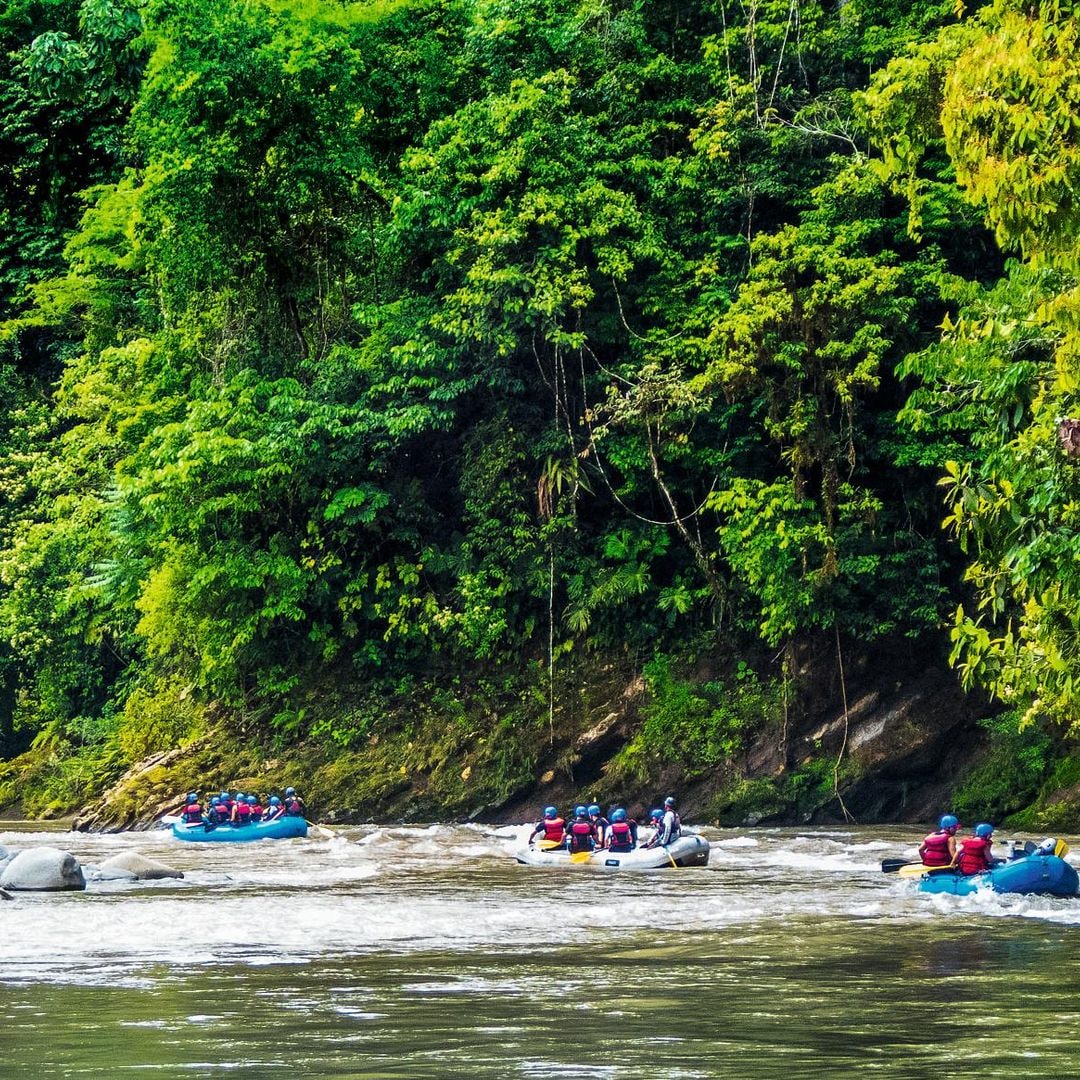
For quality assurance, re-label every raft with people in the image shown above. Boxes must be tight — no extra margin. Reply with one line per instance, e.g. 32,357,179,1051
516,832,710,869
514,798,709,869
172,816,309,842
170,787,309,841
917,840,1078,897
885,817,1078,898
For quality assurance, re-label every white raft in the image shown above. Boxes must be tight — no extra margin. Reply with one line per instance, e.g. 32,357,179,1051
514,832,709,870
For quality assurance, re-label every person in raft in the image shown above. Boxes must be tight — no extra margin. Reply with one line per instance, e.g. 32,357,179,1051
262,795,285,822
957,823,1001,875
282,787,306,817
919,814,960,867
587,804,610,847
529,806,566,846
179,792,204,824
605,808,637,852
207,796,231,825
565,805,598,854
247,794,263,822
645,797,682,848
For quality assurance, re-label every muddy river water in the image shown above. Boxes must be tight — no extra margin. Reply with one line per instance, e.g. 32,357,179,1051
2,823,1079,1077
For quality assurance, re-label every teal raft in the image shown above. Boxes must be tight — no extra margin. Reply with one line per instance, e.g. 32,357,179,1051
172,817,308,843
919,854,1078,898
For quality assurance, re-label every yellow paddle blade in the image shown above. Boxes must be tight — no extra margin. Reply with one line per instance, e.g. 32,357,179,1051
537,840,563,851
897,863,944,878
569,851,593,863
1056,839,1071,859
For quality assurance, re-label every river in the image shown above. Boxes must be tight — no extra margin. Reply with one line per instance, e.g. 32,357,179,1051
2,823,1079,1077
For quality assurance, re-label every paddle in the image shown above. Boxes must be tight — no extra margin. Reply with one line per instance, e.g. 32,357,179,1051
306,819,337,840
881,858,914,874
569,850,593,864
536,840,564,851
897,861,957,878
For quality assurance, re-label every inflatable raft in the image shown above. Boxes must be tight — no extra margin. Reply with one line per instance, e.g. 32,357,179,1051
918,854,1078,897
515,833,710,869
172,817,309,843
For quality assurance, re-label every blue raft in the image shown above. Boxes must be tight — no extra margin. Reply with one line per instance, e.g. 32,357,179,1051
172,817,309,843
919,855,1078,897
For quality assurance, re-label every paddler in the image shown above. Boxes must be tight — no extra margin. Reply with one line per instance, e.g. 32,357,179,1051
957,823,1000,875
565,805,598,854
529,806,566,847
919,814,960,867
179,792,204,824
605,808,637,852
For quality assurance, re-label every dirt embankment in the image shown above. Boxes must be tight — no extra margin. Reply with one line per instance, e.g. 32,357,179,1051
61,637,995,832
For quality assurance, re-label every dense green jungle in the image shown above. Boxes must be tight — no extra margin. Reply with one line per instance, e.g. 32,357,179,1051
2,0,1080,831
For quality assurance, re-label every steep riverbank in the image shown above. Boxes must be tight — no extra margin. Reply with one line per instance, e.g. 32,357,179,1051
2,635,1072,833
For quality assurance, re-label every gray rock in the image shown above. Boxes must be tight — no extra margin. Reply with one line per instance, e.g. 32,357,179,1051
0,847,86,891
98,851,183,880
86,863,138,882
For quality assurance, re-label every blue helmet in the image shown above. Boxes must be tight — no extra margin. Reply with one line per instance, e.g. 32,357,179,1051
269,796,281,806
234,792,244,801
186,792,198,802
285,787,296,796
939,814,959,831
247,795,257,804
220,791,229,800
210,796,220,805
543,805,558,819
588,804,602,816
975,823,994,838
664,796,676,808
611,809,627,822
649,808,663,820
574,805,587,818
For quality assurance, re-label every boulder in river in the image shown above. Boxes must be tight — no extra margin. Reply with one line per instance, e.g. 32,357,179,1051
0,847,86,891
97,852,184,881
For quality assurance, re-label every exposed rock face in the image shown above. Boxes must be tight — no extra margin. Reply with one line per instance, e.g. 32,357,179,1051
73,740,212,832
97,852,184,880
0,847,86,891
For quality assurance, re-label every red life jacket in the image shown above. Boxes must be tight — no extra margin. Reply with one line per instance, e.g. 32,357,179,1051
920,830,953,867
541,817,565,842
958,836,991,875
250,805,263,821
181,802,203,823
568,820,595,854
608,820,634,851
285,798,303,816
235,801,252,822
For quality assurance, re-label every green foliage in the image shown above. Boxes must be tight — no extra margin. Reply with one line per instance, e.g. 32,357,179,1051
0,0,1043,813
951,711,1053,825
866,0,1080,729
612,654,782,782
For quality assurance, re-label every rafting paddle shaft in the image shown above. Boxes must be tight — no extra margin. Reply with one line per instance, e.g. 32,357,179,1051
881,858,914,874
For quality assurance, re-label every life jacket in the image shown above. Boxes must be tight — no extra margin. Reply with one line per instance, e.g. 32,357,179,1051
181,802,203,824
957,836,992,875
285,798,304,817
567,820,595,854
211,806,231,824
920,830,953,867
541,817,565,842
235,801,252,823
607,820,634,852
250,804,263,821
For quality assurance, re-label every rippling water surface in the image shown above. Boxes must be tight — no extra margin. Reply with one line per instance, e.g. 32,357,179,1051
3,823,1079,1077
